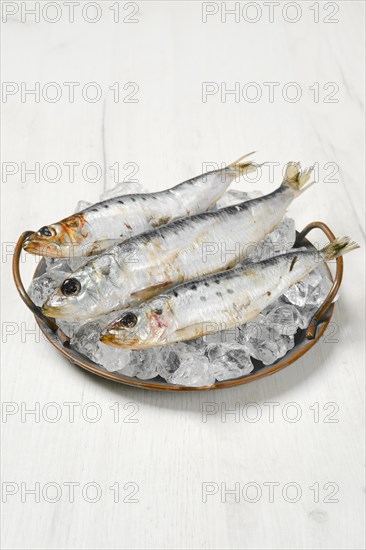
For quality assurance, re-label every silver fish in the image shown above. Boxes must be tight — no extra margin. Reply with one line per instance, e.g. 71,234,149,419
100,237,358,349
42,163,314,320
23,153,256,258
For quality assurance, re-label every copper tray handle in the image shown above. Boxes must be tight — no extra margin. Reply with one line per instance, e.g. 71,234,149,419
297,221,343,340
13,223,343,343
12,231,59,332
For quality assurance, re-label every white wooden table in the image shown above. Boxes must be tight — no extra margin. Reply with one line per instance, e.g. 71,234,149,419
1,2,365,549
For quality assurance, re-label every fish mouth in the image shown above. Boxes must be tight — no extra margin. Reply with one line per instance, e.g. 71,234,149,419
42,300,101,321
99,330,143,349
100,331,126,347
41,303,78,319
42,304,64,318
23,236,60,258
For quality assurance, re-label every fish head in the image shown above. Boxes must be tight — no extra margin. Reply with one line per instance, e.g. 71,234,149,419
100,297,173,349
23,214,90,258
42,257,114,319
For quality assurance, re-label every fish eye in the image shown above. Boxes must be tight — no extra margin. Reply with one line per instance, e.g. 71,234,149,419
38,226,55,238
119,312,138,328
61,278,81,297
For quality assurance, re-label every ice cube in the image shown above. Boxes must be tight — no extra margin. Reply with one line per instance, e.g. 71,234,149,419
206,342,253,380
284,279,309,307
283,335,295,351
269,217,296,254
71,320,104,363
44,254,89,272
68,256,90,271
169,354,215,387
70,319,134,373
306,268,323,289
128,349,159,380
203,326,242,345
99,181,146,201
185,337,205,348
98,344,133,374
160,348,181,375
74,200,92,213
266,304,301,336
246,217,296,263
157,342,206,381
246,337,289,366
306,275,332,307
297,307,317,330
215,189,263,209
241,322,289,365
157,343,186,379
44,257,72,272
28,271,69,306
57,319,85,339
242,313,268,333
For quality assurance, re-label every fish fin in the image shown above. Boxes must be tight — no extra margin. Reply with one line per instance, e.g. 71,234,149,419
245,308,262,321
226,152,259,179
131,281,173,302
171,322,207,341
320,236,360,261
87,239,121,255
149,215,172,228
289,255,298,272
281,162,315,195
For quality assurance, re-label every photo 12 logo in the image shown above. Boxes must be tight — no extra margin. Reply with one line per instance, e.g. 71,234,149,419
2,481,140,504
201,2,340,24
202,81,340,104
1,1,140,24
1,161,140,184
201,401,340,423
1,400,140,424
200,161,339,185
1,82,140,103
201,481,340,504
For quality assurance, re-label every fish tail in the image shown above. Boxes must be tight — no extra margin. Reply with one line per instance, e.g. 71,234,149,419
281,162,315,195
226,151,258,179
320,236,360,261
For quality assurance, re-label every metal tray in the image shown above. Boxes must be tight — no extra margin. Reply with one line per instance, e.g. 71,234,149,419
13,222,343,391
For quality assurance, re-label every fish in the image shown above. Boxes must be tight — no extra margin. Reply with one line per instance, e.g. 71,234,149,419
100,237,359,349
42,162,315,320
22,153,257,258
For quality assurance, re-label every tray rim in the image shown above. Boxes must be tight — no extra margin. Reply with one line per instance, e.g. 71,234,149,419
13,222,343,392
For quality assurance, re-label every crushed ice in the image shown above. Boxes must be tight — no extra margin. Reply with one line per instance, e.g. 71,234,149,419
29,184,332,387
